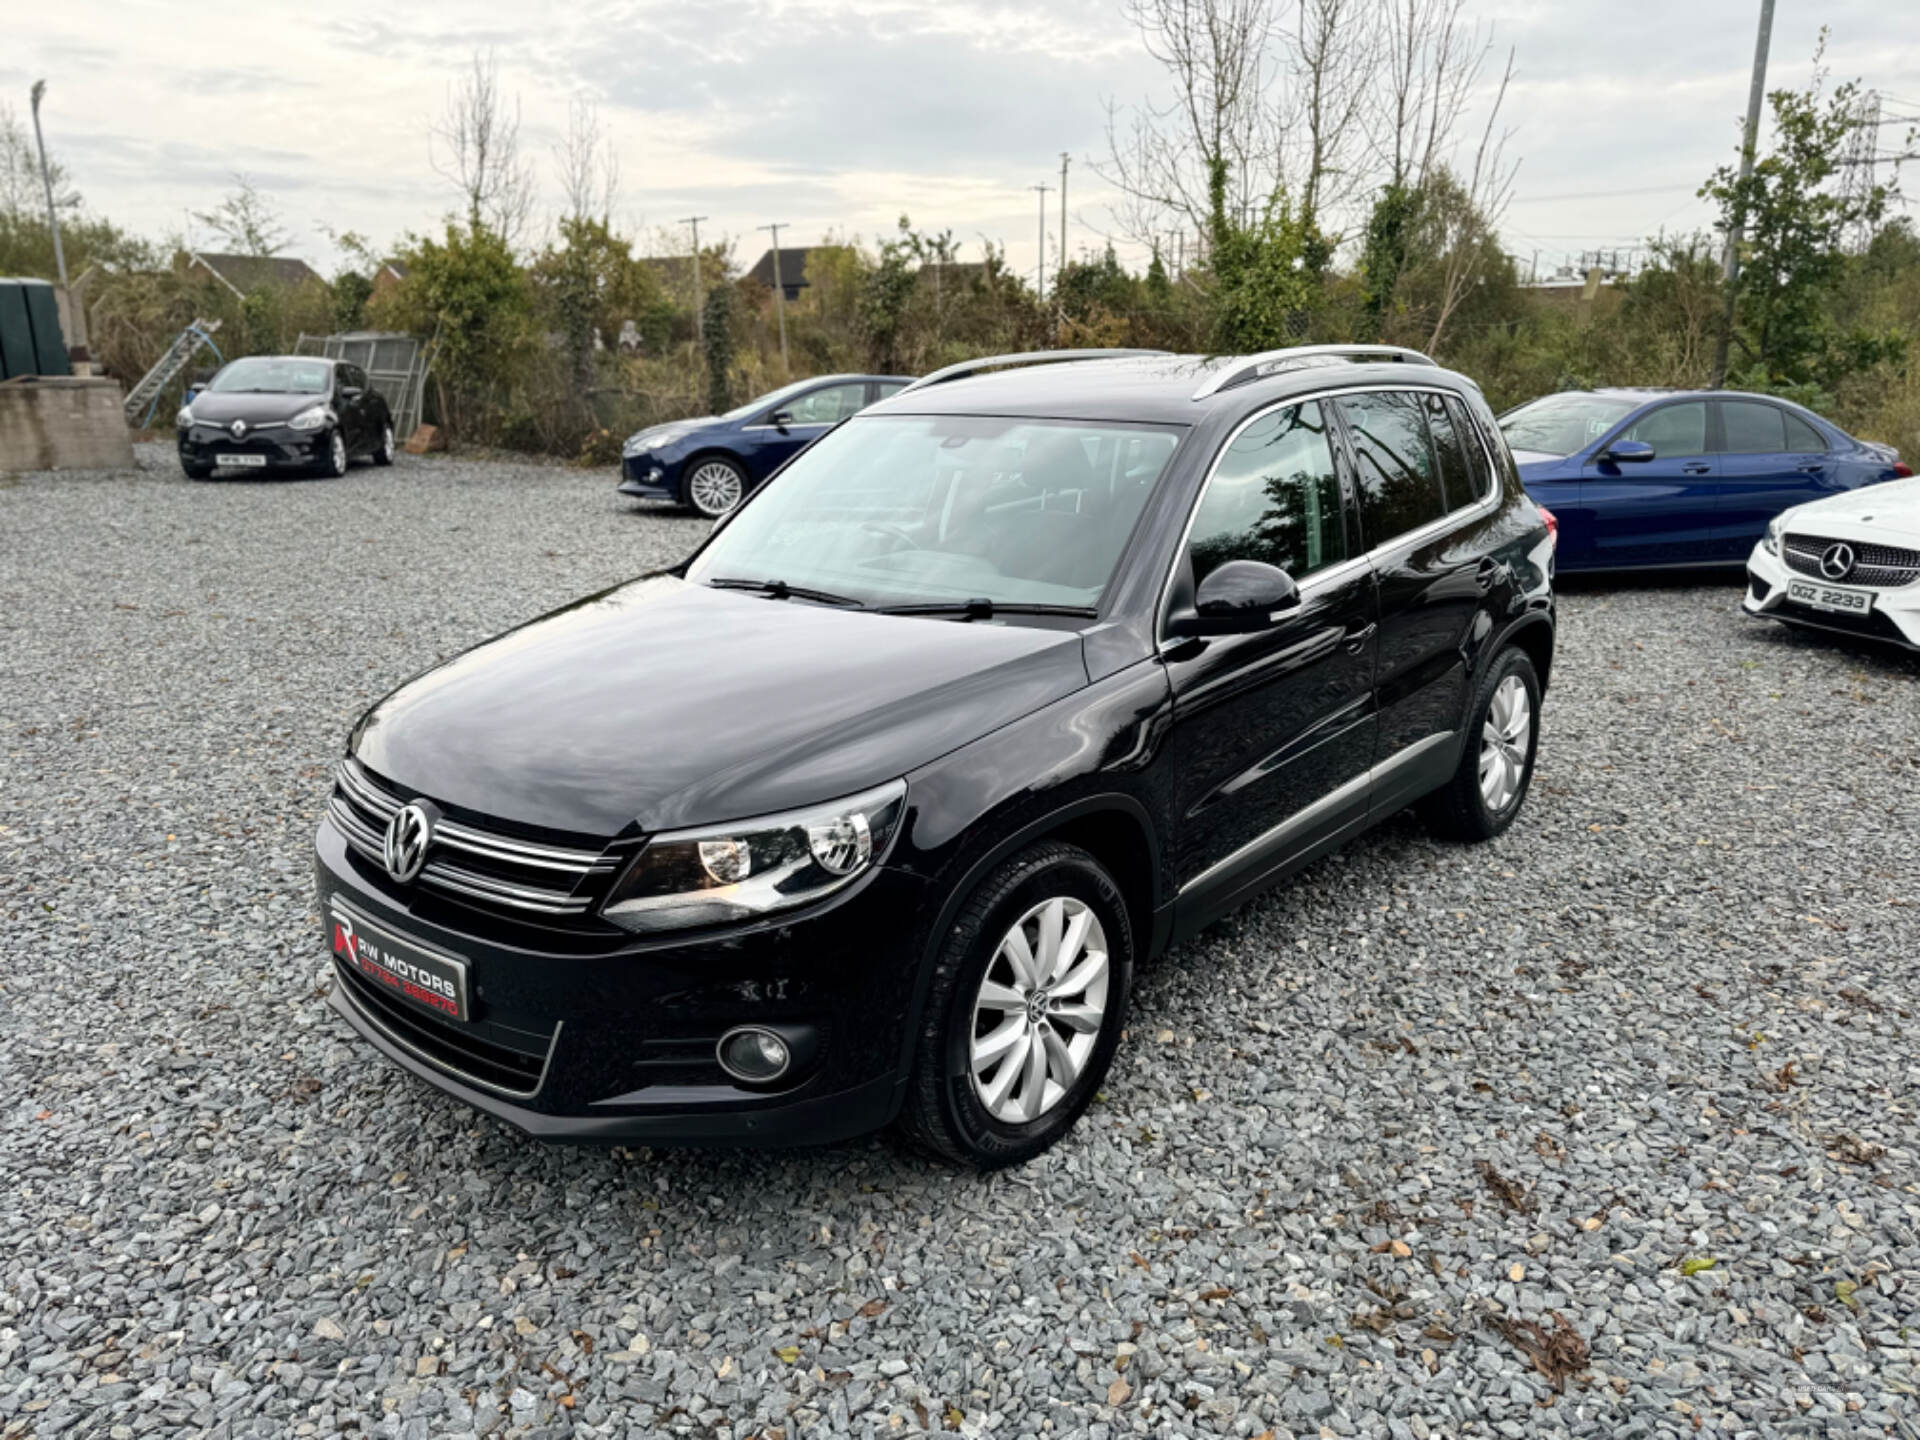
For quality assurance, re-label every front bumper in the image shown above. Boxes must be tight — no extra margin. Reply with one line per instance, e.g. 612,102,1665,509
313,814,929,1144
617,452,678,501
180,427,330,470
1742,542,1920,652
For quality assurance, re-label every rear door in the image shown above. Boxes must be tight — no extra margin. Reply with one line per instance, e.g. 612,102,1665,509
1580,399,1719,566
1162,399,1380,922
1333,388,1503,814
1711,399,1835,560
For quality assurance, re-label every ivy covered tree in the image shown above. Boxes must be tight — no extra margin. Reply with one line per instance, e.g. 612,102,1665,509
702,284,734,414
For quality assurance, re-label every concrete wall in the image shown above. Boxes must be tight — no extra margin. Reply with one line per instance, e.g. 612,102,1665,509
0,377,136,473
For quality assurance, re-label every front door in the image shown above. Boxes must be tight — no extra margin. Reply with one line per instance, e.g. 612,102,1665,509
1580,399,1719,566
1711,398,1835,560
1162,399,1379,925
747,381,871,480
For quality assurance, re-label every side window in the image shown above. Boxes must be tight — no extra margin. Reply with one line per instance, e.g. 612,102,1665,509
1444,394,1493,506
875,382,907,400
1187,401,1348,586
1785,412,1827,454
1619,401,1708,458
1721,400,1787,454
784,383,869,424
1334,391,1446,544
1425,393,1483,513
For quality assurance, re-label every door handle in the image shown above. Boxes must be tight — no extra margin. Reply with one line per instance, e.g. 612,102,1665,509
1682,462,1712,474
1475,557,1505,592
1342,621,1377,654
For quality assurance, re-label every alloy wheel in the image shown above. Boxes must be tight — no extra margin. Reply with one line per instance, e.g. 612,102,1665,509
688,461,744,517
330,432,348,476
1478,673,1532,813
968,896,1110,1124
381,425,394,461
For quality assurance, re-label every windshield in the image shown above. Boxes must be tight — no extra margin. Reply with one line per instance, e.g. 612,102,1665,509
209,357,332,395
685,414,1184,611
721,377,823,422
1497,393,1640,457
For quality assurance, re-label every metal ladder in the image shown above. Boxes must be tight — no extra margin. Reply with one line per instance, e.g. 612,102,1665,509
124,319,224,424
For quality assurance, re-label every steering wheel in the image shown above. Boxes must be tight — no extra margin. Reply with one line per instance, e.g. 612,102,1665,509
861,521,919,550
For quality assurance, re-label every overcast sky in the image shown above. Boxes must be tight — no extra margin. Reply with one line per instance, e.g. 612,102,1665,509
5,0,1917,284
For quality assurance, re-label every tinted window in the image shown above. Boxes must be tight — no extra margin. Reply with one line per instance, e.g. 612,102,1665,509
1446,395,1493,505
1335,391,1446,543
783,383,869,424
1722,401,1787,454
1620,401,1707,458
208,357,331,395
1188,401,1347,586
1424,393,1479,513
1785,413,1827,454
686,415,1181,609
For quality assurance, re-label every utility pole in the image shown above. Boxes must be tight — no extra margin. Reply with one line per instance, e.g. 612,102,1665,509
1030,184,1051,297
29,80,68,288
1057,153,1070,340
1711,0,1775,389
681,215,708,357
758,222,790,374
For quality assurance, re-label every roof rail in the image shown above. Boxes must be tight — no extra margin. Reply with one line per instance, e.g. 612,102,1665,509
895,348,1171,396
1191,345,1437,401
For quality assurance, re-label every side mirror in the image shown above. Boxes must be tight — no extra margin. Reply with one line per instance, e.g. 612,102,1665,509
1601,439,1655,464
1169,559,1301,636
185,382,206,402
769,409,794,432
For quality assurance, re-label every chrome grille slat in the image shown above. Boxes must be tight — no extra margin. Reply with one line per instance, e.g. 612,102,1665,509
328,762,618,919
1783,533,1920,589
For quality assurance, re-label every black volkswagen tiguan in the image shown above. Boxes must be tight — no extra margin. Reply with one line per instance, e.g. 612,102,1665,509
317,346,1556,1166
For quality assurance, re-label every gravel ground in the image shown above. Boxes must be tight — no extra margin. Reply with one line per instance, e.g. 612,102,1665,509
2,443,1918,1440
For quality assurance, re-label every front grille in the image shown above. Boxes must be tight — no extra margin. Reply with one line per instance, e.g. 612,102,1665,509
334,957,554,1095
1783,534,1920,589
329,758,622,919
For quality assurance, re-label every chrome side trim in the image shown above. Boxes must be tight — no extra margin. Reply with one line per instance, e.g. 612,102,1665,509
1154,382,1504,640
1177,731,1455,897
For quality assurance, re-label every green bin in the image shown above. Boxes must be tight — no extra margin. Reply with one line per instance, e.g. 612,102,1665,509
19,278,70,376
0,279,35,380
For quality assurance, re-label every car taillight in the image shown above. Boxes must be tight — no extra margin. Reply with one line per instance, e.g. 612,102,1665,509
1894,461,1913,479
1538,505,1558,551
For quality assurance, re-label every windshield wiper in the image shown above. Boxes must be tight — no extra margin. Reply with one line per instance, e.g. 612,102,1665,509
706,577,866,608
877,598,1097,620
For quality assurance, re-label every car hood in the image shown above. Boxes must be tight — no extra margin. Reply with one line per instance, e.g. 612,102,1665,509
187,391,329,425
350,578,1090,837
627,417,721,447
1785,475,1920,543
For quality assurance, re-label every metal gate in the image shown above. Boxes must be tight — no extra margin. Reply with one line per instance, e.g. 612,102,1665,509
294,331,434,438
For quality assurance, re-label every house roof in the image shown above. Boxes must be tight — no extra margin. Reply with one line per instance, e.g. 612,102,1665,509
187,251,326,294
746,246,817,291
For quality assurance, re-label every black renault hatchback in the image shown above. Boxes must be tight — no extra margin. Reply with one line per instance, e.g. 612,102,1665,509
317,346,1555,1166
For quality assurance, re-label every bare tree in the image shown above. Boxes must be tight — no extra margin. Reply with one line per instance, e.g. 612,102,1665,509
1370,0,1490,189
0,102,78,220
432,50,535,243
553,96,619,224
1417,47,1517,351
1289,0,1375,232
192,175,289,256
1095,0,1279,250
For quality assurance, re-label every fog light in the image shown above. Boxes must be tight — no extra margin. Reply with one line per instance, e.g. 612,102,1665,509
717,1026,791,1082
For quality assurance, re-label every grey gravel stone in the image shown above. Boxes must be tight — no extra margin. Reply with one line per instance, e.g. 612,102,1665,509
2,445,1917,1438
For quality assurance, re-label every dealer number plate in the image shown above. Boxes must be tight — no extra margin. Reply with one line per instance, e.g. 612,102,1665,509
330,904,470,1021
219,454,269,467
1787,578,1873,614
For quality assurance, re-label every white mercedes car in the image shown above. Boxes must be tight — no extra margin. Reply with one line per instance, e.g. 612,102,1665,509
1744,476,1920,653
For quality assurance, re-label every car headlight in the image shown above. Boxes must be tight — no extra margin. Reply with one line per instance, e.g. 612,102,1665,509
176,406,194,429
289,405,335,433
601,780,906,934
1762,516,1784,556
625,427,689,457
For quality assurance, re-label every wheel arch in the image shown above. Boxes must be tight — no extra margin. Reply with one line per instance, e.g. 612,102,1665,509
1495,610,1555,693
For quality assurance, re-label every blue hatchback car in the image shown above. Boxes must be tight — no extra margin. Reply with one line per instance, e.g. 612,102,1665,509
1498,388,1909,571
619,373,913,518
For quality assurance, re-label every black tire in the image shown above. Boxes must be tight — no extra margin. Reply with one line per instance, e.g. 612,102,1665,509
316,430,349,479
372,421,396,466
1419,646,1542,842
898,841,1134,1169
181,457,213,481
682,455,748,519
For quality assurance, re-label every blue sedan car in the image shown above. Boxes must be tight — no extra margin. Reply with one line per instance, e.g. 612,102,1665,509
1498,388,1909,571
619,373,913,518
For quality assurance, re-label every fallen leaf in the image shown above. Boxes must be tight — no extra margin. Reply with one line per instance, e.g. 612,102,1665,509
946,1406,965,1428
1106,1377,1131,1406
855,1298,888,1319
1487,1310,1590,1393
773,1345,801,1364
1129,1251,1151,1271
1197,1286,1233,1301
1680,1257,1716,1277
1390,1240,1412,1258
1508,1263,1526,1282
